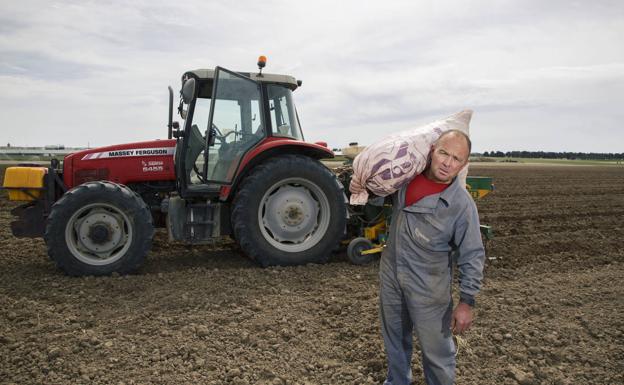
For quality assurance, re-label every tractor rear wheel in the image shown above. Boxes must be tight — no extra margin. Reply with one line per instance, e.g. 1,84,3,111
45,181,154,276
232,155,346,267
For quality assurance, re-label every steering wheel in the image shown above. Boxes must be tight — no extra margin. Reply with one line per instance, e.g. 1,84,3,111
211,123,237,144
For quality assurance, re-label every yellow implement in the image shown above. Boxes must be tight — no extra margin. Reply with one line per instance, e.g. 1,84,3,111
361,246,384,255
364,220,386,242
465,176,494,200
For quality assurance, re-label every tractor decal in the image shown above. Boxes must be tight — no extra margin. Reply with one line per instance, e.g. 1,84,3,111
81,146,175,160
141,160,165,173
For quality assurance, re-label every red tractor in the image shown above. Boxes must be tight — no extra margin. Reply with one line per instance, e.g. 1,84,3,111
3,59,347,275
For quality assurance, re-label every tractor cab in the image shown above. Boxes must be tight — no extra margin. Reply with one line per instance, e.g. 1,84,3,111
172,64,304,199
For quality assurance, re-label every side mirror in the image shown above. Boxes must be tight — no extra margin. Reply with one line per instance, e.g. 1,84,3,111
172,121,182,139
181,78,196,104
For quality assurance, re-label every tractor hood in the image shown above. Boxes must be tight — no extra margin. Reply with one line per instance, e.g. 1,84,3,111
63,139,177,189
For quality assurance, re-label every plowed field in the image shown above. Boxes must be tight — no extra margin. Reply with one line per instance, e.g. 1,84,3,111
1,164,623,385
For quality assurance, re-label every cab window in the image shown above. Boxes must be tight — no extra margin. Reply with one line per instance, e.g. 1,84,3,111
267,85,303,140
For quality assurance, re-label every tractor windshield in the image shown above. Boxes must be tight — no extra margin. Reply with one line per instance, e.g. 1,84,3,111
267,85,303,140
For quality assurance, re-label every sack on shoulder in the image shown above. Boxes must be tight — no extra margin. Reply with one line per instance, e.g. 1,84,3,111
349,110,472,205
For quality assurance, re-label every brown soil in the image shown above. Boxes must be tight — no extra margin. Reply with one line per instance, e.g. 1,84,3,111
1,164,623,385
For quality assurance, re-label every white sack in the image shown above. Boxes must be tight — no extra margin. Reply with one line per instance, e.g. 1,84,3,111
349,110,473,205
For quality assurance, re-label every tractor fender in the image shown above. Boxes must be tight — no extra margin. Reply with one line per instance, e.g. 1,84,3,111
220,139,334,201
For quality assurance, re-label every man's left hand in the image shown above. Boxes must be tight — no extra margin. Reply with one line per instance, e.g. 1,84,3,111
451,303,473,335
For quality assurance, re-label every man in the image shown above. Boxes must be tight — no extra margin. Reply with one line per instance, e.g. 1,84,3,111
379,130,485,385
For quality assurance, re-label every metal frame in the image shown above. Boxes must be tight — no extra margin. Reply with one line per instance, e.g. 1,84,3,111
3,162,67,238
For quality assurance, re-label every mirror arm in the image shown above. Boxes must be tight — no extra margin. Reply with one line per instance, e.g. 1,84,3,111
208,126,216,147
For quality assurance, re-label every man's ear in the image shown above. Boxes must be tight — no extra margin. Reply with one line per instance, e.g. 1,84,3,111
462,149,470,166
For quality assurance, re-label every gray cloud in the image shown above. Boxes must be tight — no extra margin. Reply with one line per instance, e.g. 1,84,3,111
0,0,623,152
0,50,118,80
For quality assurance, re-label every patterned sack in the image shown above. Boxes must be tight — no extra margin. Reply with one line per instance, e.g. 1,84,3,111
349,110,472,205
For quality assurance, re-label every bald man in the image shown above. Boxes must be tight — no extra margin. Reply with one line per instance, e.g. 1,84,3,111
379,130,485,385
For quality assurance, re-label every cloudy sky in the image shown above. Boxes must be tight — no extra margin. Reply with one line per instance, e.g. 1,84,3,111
1,0,622,153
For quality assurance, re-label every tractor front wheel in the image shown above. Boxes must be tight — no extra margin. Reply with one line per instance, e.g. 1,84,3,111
45,181,154,276
232,155,346,267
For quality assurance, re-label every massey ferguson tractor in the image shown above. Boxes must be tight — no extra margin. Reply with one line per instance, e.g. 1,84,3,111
3,58,349,276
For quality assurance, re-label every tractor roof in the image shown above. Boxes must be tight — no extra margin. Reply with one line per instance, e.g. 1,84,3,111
185,69,300,91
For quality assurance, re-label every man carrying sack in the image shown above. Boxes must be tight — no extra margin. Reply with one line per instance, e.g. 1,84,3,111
379,129,485,385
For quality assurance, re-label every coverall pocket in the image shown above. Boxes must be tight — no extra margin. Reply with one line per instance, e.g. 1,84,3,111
403,211,450,253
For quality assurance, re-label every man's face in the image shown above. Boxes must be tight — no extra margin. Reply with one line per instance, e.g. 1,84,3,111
426,134,469,184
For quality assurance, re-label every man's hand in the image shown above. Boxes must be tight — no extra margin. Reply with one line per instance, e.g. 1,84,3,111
451,303,473,335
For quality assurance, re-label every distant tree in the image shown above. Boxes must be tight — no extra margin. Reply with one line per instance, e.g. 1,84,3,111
481,150,623,160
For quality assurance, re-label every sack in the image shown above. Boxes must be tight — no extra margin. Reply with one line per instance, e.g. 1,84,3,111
349,110,472,205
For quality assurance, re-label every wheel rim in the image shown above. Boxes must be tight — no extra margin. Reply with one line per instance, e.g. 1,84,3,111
65,203,133,266
258,177,331,253
353,243,368,259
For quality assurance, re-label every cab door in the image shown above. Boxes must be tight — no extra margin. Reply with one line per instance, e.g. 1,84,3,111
201,68,265,184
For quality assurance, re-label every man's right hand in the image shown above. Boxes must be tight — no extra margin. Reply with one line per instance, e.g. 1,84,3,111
451,303,473,334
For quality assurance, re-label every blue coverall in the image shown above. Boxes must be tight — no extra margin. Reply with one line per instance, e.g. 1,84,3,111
380,175,485,385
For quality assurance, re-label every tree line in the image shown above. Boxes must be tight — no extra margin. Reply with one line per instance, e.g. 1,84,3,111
477,151,623,160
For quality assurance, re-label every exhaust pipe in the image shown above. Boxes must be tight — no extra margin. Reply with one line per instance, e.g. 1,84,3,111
167,86,174,139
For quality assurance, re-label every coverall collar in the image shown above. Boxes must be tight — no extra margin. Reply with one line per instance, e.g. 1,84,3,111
402,175,465,211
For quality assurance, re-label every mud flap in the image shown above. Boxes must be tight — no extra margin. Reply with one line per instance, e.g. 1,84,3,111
10,201,46,238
